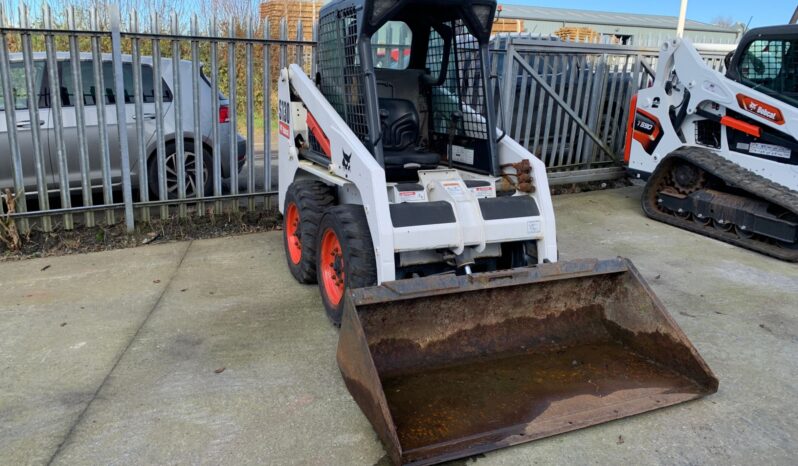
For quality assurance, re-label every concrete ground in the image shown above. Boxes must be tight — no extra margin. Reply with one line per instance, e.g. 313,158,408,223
1,186,796,466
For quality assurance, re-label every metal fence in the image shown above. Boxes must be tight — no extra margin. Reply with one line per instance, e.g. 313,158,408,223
0,4,312,234
0,7,736,234
491,36,732,184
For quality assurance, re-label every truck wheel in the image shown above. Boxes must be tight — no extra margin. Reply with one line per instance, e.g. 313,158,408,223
316,205,377,325
283,180,335,284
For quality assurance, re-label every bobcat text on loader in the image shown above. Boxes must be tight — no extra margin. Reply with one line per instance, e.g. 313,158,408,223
626,26,798,261
278,1,717,464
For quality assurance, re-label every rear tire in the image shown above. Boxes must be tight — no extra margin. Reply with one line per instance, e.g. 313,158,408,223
316,205,378,325
283,180,335,284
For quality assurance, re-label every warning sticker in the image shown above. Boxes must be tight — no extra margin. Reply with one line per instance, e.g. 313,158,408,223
278,99,291,138
279,121,291,139
749,142,791,159
398,190,426,202
442,181,467,200
451,145,475,165
469,185,495,199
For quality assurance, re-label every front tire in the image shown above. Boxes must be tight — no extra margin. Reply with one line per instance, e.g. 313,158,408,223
316,205,378,325
283,180,335,284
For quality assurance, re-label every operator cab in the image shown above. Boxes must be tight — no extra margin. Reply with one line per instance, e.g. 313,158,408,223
313,0,499,181
726,25,798,107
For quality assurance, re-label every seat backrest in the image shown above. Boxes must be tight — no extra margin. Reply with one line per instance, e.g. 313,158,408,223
379,98,420,151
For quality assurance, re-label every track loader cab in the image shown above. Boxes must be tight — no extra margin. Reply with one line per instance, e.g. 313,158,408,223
625,26,798,261
277,1,717,464
725,25,798,105
314,0,499,181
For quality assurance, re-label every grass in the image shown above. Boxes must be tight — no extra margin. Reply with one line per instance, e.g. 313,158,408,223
236,114,275,144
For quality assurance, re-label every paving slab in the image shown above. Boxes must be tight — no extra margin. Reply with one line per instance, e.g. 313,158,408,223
1,186,796,465
49,234,383,466
0,242,190,465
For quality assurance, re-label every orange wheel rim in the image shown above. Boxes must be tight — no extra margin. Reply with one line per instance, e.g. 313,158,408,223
285,203,302,265
320,228,345,306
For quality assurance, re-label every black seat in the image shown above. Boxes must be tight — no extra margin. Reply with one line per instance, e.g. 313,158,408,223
380,98,419,151
379,98,440,181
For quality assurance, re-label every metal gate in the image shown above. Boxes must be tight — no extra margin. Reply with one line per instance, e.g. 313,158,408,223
0,4,312,234
1,9,735,236
491,35,732,185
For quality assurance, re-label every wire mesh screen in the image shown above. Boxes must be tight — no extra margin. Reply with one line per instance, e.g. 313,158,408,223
426,20,488,140
739,39,798,105
694,120,721,149
316,7,370,147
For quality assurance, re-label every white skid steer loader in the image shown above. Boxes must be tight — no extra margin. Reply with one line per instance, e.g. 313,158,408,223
277,1,717,464
626,27,798,261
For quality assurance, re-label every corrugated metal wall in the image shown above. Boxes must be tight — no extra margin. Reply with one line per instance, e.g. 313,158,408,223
517,20,740,46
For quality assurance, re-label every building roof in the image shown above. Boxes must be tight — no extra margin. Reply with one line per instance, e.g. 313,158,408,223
497,4,740,33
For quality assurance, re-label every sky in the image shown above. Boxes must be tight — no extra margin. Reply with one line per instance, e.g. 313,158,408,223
1,0,794,29
509,0,796,28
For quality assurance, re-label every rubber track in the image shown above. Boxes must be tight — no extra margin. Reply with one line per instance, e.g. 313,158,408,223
642,146,798,262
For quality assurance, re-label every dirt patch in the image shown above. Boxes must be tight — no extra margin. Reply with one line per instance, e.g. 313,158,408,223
1,209,281,261
550,178,632,195
2,178,631,261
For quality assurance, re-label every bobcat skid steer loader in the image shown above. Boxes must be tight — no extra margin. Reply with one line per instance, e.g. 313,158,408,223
278,1,717,464
626,28,798,261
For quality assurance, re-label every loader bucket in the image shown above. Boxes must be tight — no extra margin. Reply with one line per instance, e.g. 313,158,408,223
337,258,717,466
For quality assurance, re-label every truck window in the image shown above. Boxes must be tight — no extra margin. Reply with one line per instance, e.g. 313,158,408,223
57,61,172,106
0,61,46,111
738,38,798,105
372,21,412,70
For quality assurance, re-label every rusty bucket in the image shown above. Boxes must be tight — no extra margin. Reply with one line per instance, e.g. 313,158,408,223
337,258,717,465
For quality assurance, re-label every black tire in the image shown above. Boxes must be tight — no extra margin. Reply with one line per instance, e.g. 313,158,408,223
148,140,213,199
316,204,378,325
499,240,538,269
283,180,335,284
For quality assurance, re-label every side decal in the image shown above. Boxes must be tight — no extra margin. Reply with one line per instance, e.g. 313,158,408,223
278,99,291,138
737,94,785,125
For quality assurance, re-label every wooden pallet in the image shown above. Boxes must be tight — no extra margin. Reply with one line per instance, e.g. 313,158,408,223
259,0,318,40
259,0,317,78
554,26,600,43
492,18,525,34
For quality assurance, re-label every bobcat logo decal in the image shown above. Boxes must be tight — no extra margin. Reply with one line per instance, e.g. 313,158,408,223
737,94,784,125
342,151,352,171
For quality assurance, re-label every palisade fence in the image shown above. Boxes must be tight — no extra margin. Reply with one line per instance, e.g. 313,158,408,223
0,5,735,237
489,35,732,184
0,3,313,235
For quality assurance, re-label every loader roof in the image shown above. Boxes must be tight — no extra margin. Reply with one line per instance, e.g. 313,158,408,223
319,0,497,42
742,24,798,39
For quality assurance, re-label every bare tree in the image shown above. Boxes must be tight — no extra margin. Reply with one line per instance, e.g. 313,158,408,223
1,0,48,26
711,16,737,28
200,0,261,28
13,0,194,30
